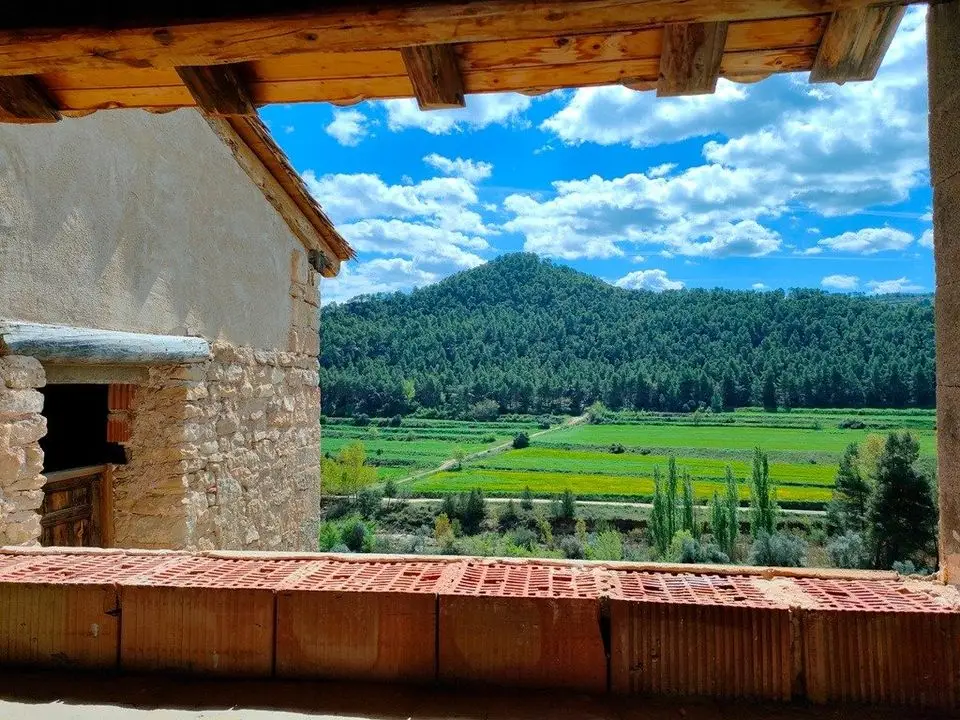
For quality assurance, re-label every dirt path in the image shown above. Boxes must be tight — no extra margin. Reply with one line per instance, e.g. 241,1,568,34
399,413,588,484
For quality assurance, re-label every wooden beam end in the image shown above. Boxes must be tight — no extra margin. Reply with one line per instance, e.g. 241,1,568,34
176,64,256,116
0,76,61,123
657,22,728,98
400,44,466,111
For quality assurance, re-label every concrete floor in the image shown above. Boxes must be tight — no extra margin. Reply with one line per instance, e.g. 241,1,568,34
0,671,954,720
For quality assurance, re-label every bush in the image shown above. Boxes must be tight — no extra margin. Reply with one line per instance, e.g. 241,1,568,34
499,499,519,528
826,530,870,569
434,513,455,553
482,434,497,443
352,413,370,427
355,487,383,519
556,489,577,520
520,486,534,510
609,442,626,454
749,531,807,567
383,477,398,498
513,432,530,449
537,416,552,430
589,529,624,561
559,536,586,559
460,488,488,534
512,527,538,552
892,560,932,576
317,521,343,551
342,517,375,552
389,414,403,427
468,398,500,421
838,418,867,430
668,530,730,564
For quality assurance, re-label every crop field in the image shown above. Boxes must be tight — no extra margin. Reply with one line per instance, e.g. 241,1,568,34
394,409,936,508
322,418,539,481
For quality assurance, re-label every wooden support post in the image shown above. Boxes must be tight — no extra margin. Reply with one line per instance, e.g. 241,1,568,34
0,76,60,123
175,64,256,115
810,6,906,83
400,44,465,109
930,0,960,585
657,22,728,97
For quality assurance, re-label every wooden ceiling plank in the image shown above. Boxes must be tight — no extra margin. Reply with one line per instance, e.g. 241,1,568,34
400,44,465,109
0,1,901,77
0,75,60,122
175,64,256,115
810,5,906,83
658,21,728,97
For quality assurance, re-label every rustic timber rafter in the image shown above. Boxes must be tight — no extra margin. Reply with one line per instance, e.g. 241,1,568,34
658,22,728,96
810,5,907,83
0,1,917,77
400,44,465,109
0,75,60,122
175,64,257,115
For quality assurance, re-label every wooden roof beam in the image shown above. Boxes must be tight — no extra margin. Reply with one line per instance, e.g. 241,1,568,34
657,22,728,97
0,75,60,123
175,64,257,116
810,5,906,83
0,1,913,77
400,44,465,109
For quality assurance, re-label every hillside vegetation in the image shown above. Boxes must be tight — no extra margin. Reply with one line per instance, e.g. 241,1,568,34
321,253,934,418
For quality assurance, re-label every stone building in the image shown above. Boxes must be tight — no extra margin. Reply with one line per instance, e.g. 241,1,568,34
0,109,353,551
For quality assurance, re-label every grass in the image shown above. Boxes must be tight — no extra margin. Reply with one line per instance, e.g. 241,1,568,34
409,468,834,504
471,447,837,486
544,423,936,456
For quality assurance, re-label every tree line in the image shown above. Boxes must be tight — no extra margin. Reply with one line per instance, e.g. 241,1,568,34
321,253,935,417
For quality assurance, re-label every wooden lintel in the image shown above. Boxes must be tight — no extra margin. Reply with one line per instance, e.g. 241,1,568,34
0,75,60,123
810,5,906,83
400,44,465,109
175,64,256,116
0,1,905,77
657,22,728,97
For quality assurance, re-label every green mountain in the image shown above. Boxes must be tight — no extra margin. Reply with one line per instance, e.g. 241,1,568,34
320,253,934,417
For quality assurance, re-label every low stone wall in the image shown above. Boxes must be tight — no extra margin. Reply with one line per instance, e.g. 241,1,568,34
0,357,46,545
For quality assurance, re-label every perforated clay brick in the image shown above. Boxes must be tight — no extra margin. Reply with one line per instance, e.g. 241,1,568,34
793,577,959,613
448,562,606,599
610,571,786,608
280,558,457,593
0,552,184,585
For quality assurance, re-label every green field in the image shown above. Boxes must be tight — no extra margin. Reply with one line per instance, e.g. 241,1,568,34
325,409,936,509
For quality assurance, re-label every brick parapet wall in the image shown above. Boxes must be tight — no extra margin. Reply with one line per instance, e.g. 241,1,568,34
0,357,46,545
1,550,958,707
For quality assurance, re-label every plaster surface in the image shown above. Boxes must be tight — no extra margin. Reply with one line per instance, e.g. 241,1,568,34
0,109,305,350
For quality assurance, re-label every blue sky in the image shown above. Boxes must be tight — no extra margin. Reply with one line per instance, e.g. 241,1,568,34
262,6,933,303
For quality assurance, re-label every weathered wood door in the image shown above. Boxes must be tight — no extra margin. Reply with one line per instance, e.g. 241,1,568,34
40,465,108,547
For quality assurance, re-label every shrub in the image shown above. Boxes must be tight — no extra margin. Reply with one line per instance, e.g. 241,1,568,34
383,477,398,498
609,442,626,454
838,418,867,430
892,560,932,576
352,413,370,427
460,488,488,534
559,536,586,559
482,434,497,443
586,400,609,424
512,432,530,449
317,521,343,551
749,531,807,567
499,499,519,528
557,489,577,520
589,529,624,561
355,487,383,519
668,530,730,564
520,486,534,510
638,448,651,456
535,513,554,548
537,416,552,430
826,531,870,569
512,527,538,552
468,398,500,421
342,517,375,553
389,414,403,427
434,513,455,553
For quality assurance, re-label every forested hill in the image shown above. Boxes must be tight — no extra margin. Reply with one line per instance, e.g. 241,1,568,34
320,253,935,417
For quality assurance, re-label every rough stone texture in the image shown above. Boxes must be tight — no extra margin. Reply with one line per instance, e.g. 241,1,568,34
113,255,320,551
930,0,960,584
0,356,46,545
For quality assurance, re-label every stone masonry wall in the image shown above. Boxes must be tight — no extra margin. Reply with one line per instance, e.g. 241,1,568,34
0,357,46,545
113,250,321,551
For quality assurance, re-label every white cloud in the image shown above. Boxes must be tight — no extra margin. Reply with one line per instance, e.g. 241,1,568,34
539,7,929,219
384,94,531,134
324,258,439,303
283,125,295,134
306,167,494,302
670,220,780,258
919,228,934,249
796,247,824,256
614,269,684,292
325,109,370,146
752,282,767,290
821,274,860,290
423,154,493,183
807,227,821,235
631,255,646,263
648,163,676,178
867,277,925,294
817,227,914,254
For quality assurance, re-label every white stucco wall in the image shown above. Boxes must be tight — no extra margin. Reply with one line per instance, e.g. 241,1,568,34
0,109,304,350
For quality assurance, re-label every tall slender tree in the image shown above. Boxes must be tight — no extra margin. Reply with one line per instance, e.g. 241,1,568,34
750,447,778,538
650,466,670,556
